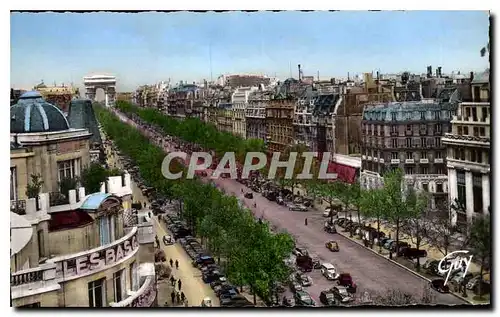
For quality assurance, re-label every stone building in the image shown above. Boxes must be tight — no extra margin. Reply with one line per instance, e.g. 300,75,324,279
231,87,257,139
334,73,394,155
10,92,155,307
265,97,295,153
246,91,270,141
293,86,318,149
359,98,458,210
216,103,234,134
443,69,490,227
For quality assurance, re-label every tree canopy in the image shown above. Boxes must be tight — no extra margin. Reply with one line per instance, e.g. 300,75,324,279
96,103,294,305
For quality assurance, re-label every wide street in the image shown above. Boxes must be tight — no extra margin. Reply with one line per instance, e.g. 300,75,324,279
113,110,466,306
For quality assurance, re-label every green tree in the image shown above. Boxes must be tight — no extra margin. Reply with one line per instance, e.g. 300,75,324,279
469,214,491,299
359,187,387,252
404,184,430,269
80,163,108,194
25,174,44,199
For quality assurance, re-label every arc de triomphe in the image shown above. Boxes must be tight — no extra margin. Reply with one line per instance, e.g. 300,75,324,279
83,75,116,107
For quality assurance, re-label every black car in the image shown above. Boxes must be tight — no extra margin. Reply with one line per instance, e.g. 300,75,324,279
319,291,337,306
430,279,450,293
294,291,315,307
217,285,240,297
244,192,253,199
202,270,224,284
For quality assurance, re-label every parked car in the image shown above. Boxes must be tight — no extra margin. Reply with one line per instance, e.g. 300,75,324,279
430,279,450,293
319,291,337,306
216,284,239,297
449,272,474,289
163,235,174,246
293,247,309,257
383,239,394,250
294,291,316,307
397,247,428,259
296,255,313,272
321,263,340,280
389,241,410,252
289,204,308,212
337,273,357,293
282,296,294,307
323,208,336,217
290,280,303,293
331,286,354,303
202,270,225,284
325,240,340,252
295,273,313,287
244,192,253,199
193,255,215,267
201,297,213,307
324,221,337,234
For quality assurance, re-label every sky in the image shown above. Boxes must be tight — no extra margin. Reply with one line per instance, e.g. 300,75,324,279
11,11,490,92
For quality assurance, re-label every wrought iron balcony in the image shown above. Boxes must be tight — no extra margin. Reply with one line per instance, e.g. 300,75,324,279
10,200,26,215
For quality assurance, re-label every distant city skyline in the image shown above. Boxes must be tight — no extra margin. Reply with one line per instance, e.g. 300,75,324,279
11,11,490,92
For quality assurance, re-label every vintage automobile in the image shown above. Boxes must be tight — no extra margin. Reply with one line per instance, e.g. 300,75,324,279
295,273,313,287
294,291,316,307
296,255,313,272
337,273,357,293
289,280,303,293
325,240,340,252
324,221,337,234
319,291,337,306
244,192,253,199
289,204,308,212
163,235,174,246
430,278,450,293
282,296,294,307
201,297,213,307
331,286,354,303
293,247,309,257
321,263,340,280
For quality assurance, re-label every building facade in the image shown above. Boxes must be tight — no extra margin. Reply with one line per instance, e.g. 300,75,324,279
359,99,457,209
216,103,234,134
10,92,155,307
442,70,490,227
246,91,270,141
265,98,295,153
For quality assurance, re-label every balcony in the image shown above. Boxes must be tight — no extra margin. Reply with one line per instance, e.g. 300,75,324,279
405,159,415,164
373,157,379,162
367,156,372,161
11,263,61,300
390,131,399,136
419,159,429,164
405,130,413,136
391,159,400,164
11,200,26,215
49,192,70,206
379,158,385,163
434,158,444,163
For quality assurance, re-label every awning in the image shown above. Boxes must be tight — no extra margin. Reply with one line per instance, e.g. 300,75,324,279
49,211,94,232
327,161,358,184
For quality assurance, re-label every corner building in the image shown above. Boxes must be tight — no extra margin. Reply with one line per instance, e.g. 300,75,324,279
10,92,155,307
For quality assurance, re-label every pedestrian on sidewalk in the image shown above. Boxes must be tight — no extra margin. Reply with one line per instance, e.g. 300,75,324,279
178,279,182,291
305,218,308,226
175,260,179,269
170,258,174,267
170,290,176,304
176,292,181,303
180,292,185,302
170,276,175,286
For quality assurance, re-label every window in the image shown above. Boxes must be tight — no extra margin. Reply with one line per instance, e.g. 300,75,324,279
473,127,479,137
391,152,398,160
113,270,125,303
472,108,477,121
480,127,486,136
435,111,441,120
435,124,442,133
436,167,444,174
454,148,460,160
481,107,488,121
130,262,139,291
88,278,106,307
391,112,397,121
436,183,443,193
406,152,413,160
460,148,465,161
420,111,426,120
457,126,463,135
392,139,398,148
37,230,45,258
406,125,412,131
421,151,427,159
406,138,412,148
471,149,477,162
421,167,429,174
435,151,442,159
435,137,441,147
422,183,429,192
405,167,414,175
457,170,467,206
465,107,471,118
57,159,81,182
10,167,17,201
421,137,427,148
463,126,469,135
473,173,483,213
391,125,398,133
99,215,116,246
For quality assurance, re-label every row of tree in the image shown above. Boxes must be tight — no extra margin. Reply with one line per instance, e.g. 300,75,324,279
96,104,295,305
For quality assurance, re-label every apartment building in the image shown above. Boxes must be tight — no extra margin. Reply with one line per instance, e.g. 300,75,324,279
442,70,490,228
359,98,458,210
216,103,234,134
10,91,155,307
246,91,270,141
231,87,257,139
265,97,295,153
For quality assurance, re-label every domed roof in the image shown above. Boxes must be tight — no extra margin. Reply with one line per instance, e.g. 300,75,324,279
10,91,70,133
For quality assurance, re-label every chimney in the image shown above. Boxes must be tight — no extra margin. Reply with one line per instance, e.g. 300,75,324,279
427,66,432,78
348,72,350,81
470,71,474,81
298,64,302,81
376,71,380,80
437,67,442,78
